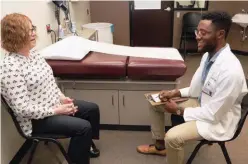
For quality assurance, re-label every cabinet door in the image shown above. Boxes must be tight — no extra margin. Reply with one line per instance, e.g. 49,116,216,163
119,91,171,126
65,89,119,124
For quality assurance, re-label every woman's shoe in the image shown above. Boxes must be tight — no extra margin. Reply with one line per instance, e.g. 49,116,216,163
90,146,100,158
90,141,100,158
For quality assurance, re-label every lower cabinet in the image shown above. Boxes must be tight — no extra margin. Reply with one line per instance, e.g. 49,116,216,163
119,91,151,125
65,89,119,125
119,91,171,126
65,89,172,126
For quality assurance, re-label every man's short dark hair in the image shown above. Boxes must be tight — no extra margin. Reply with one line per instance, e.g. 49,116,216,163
202,11,232,38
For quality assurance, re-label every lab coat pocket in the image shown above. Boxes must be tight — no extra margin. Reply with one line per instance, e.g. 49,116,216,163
202,77,217,97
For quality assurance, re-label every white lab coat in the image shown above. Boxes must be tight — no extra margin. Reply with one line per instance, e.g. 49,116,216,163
180,44,248,141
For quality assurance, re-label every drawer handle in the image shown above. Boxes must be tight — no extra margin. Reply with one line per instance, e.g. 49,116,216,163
123,95,125,107
112,95,114,106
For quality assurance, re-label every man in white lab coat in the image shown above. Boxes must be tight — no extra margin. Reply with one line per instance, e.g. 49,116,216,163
137,11,248,164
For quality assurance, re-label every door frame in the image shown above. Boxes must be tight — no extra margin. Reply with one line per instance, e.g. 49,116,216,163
129,1,174,47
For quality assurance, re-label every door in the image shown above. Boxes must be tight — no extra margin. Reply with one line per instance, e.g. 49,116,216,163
130,0,174,47
119,91,171,126
65,89,120,125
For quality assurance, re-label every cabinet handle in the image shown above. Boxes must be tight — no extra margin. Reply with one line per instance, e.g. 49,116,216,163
112,95,114,106
123,95,125,107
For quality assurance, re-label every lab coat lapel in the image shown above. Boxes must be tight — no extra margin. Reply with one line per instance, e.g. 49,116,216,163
203,45,231,86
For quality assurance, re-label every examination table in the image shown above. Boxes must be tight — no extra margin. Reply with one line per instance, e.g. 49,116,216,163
46,51,186,129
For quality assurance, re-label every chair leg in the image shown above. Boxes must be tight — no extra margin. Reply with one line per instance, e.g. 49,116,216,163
186,141,206,164
179,35,182,50
27,139,39,164
218,142,232,164
10,140,33,164
50,139,73,164
183,34,186,59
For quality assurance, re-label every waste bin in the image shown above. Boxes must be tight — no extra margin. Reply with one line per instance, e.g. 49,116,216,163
82,22,114,44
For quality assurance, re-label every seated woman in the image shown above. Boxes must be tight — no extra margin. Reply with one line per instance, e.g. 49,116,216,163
1,13,100,164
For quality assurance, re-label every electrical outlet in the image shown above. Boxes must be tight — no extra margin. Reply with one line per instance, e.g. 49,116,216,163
46,24,51,33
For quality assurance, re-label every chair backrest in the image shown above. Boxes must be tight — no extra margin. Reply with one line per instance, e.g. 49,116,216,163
231,79,248,140
182,12,202,34
176,1,195,8
1,95,29,139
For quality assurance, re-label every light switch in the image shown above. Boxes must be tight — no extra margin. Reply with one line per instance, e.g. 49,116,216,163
177,12,180,18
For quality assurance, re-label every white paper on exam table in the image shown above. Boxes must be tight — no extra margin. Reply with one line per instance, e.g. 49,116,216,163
40,36,183,61
40,36,90,60
89,39,183,61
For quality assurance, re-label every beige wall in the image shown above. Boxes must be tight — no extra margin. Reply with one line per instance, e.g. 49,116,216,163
70,1,91,30
1,104,26,164
1,0,91,51
0,1,90,163
1,1,60,51
173,1,248,52
90,1,130,46
90,1,247,52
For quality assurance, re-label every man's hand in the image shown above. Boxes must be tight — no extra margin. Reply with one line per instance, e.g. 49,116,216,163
164,99,178,114
60,96,74,104
159,89,181,102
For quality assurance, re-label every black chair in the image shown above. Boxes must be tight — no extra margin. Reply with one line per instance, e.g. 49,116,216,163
179,12,202,59
1,96,73,164
176,1,196,9
186,79,248,164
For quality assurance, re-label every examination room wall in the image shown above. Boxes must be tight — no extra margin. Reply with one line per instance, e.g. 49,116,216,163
173,1,248,52
90,1,130,46
0,1,91,163
90,1,248,53
1,0,91,50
